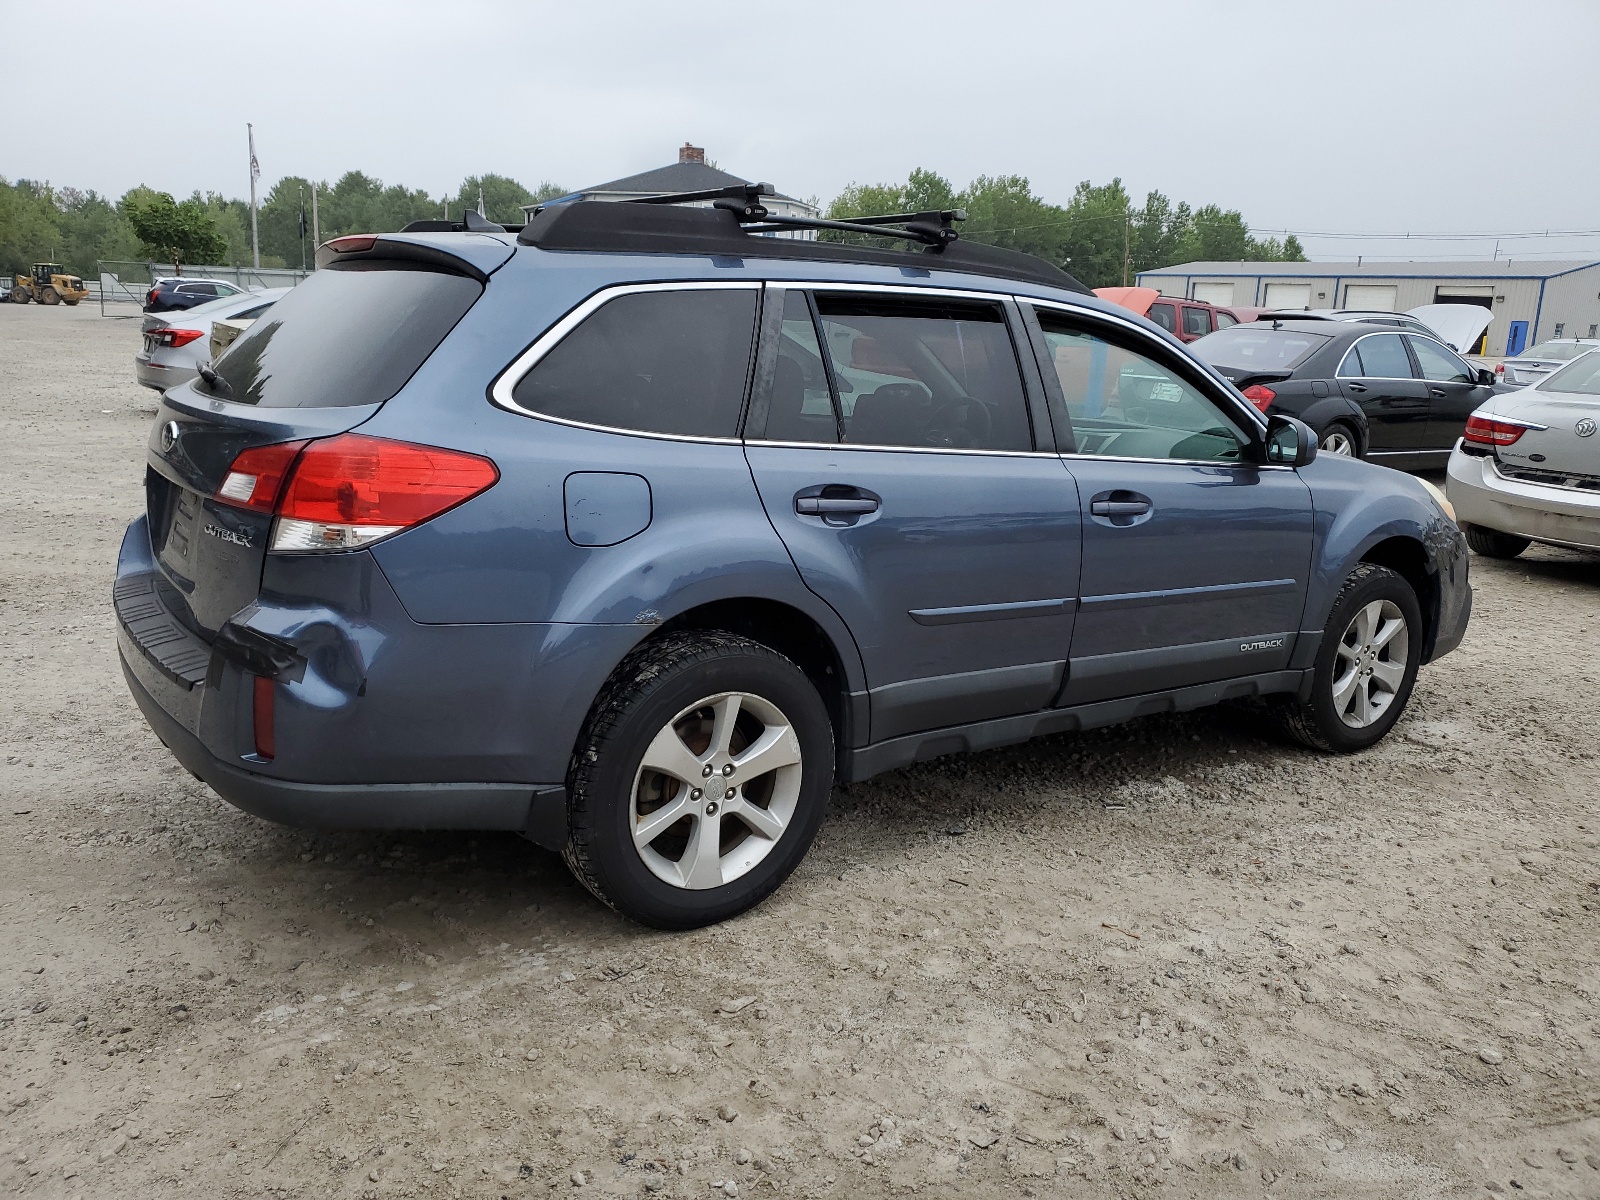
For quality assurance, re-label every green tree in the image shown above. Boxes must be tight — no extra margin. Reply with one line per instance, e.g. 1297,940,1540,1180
0,179,64,278
126,191,227,273
452,174,538,224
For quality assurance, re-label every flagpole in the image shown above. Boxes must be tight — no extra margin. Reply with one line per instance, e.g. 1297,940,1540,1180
247,123,261,270
298,184,306,273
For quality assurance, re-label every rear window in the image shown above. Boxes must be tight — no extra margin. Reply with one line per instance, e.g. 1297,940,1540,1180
1522,341,1591,362
1189,326,1329,372
1148,303,1177,333
511,287,759,438
1538,350,1600,395
207,262,482,408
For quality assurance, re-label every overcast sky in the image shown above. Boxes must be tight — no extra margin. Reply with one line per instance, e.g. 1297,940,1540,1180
5,0,1598,261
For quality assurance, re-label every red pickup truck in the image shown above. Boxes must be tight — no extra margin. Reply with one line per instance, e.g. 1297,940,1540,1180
1093,287,1250,343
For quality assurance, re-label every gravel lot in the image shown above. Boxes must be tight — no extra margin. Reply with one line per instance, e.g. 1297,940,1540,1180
2,306,1598,1200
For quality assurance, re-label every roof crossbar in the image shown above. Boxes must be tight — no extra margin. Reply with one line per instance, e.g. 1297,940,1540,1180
626,183,775,207
622,184,965,247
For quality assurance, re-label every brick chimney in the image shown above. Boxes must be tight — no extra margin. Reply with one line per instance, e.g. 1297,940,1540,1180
679,143,705,165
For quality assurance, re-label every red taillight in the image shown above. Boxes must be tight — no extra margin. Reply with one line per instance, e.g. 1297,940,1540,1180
326,235,377,254
252,675,276,759
1463,415,1529,446
1494,362,1505,375
215,441,308,512
272,434,499,551
156,328,205,348
147,288,158,305
1241,384,1276,412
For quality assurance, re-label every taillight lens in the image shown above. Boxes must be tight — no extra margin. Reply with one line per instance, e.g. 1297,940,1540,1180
1494,362,1505,375
216,441,308,512
271,434,498,552
1240,384,1276,412
155,328,205,348
1463,415,1529,446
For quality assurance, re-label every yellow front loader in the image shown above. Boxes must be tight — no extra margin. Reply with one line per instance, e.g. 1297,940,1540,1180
8,263,89,306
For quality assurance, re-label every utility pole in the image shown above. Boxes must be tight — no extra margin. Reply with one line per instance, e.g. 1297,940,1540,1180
1122,214,1132,287
310,182,320,267
478,184,486,218
248,124,261,269
298,184,307,273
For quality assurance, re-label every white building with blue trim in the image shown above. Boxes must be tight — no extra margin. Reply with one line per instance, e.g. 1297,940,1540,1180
1135,259,1600,356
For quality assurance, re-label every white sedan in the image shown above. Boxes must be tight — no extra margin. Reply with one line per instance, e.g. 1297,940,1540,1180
135,288,289,391
1447,349,1600,558
1494,338,1600,388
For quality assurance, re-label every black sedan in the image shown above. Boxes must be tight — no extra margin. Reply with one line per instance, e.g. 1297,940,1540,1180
1189,320,1497,467
143,277,248,314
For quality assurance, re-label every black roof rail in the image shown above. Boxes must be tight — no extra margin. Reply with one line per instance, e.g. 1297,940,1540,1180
516,201,1088,293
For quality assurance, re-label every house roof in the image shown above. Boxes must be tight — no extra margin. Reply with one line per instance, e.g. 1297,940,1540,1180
1139,259,1600,278
584,160,754,195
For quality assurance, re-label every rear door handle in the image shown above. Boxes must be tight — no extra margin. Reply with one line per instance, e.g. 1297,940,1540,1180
1429,387,1447,397
796,496,879,515
1345,382,1368,393
1090,499,1151,517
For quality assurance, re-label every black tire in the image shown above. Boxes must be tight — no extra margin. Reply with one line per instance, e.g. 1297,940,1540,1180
1318,420,1362,459
1272,563,1422,753
9,286,29,305
39,286,60,306
564,631,834,929
1464,524,1529,559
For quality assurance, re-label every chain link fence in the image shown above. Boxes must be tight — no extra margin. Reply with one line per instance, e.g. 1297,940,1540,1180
96,261,310,314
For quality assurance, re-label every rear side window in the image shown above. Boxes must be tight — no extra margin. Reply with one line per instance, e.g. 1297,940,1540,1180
813,293,1031,451
1148,303,1177,333
513,288,758,438
1215,311,1238,329
764,291,840,444
211,262,483,408
1181,306,1212,337
1343,333,1412,379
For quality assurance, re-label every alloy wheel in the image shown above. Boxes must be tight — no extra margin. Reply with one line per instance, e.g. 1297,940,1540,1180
1331,599,1409,728
629,691,803,890
1321,428,1355,456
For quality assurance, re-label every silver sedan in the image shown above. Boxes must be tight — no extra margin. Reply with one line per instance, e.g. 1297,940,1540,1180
1496,338,1600,388
1447,349,1600,557
135,288,289,391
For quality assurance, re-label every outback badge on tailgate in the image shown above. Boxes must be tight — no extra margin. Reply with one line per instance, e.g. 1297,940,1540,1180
204,523,253,548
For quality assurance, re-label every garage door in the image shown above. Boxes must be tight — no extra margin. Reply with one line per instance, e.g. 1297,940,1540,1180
1263,283,1312,310
1344,283,1398,310
1192,282,1235,306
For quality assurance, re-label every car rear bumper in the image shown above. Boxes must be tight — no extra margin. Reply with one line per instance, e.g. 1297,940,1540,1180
120,652,562,836
1447,448,1600,550
112,514,639,840
134,354,195,391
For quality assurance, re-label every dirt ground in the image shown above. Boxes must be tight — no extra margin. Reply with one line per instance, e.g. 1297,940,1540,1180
2,305,1597,1200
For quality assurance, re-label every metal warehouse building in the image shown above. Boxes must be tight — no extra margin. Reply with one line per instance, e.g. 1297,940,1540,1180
1135,259,1600,357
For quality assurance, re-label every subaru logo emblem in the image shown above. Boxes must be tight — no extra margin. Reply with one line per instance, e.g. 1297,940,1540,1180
1577,418,1597,438
160,420,180,453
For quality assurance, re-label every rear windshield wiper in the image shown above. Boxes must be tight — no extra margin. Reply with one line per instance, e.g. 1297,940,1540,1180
197,363,235,401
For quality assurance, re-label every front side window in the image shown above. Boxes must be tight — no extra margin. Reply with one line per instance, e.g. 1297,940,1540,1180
1148,303,1177,334
811,293,1031,451
1406,336,1472,383
512,288,758,438
1341,333,1412,379
1181,306,1212,337
1035,310,1248,463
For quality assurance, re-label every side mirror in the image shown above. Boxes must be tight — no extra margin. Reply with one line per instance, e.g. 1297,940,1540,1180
1264,413,1318,467
1477,368,1496,387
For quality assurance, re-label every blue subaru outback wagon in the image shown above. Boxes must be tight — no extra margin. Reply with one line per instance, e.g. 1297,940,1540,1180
115,190,1470,927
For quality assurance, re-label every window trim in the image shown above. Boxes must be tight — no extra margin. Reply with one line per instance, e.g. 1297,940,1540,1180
488,280,763,444
1334,329,1423,381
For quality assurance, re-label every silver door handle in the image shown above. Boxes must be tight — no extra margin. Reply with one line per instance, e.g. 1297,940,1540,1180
796,496,879,516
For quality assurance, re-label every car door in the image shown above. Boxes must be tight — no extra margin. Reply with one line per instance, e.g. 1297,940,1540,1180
1024,303,1314,705
743,285,1081,743
1406,334,1495,454
1335,331,1430,462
